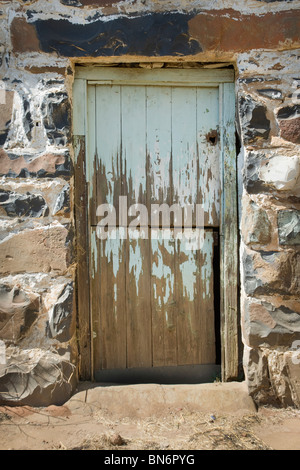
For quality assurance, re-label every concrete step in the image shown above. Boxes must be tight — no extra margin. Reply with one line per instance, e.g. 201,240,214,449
66,381,256,418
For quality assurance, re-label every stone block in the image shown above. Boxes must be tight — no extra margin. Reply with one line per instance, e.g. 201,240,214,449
53,184,70,215
0,150,71,178
41,92,71,146
242,197,272,247
0,284,40,341
279,117,300,144
244,345,300,408
0,190,48,218
243,346,278,406
278,210,300,246
0,91,14,146
257,88,283,100
239,95,270,145
259,155,300,192
243,297,300,349
242,246,300,297
0,223,70,275
11,17,41,53
0,346,76,406
46,282,74,342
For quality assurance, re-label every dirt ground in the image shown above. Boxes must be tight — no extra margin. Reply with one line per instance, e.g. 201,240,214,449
0,386,300,451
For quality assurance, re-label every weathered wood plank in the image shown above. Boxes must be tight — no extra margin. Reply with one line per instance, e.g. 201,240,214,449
171,87,198,209
175,230,215,365
73,135,91,380
121,86,147,209
126,233,152,368
196,87,221,227
146,86,172,208
76,66,235,84
91,227,127,370
220,82,239,381
151,230,177,366
94,85,122,225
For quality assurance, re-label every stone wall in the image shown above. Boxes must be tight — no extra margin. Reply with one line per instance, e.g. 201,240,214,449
237,51,300,407
0,0,299,406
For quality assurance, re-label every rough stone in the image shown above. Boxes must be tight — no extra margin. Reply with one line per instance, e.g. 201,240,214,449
0,190,48,218
243,346,279,406
244,346,300,408
242,247,300,297
0,284,40,341
277,104,300,120
0,224,70,275
22,97,33,142
279,117,300,144
243,297,300,348
0,150,71,178
267,350,300,408
0,346,76,406
33,13,202,57
239,96,270,145
278,210,300,246
259,155,300,192
188,9,300,53
242,198,272,247
243,151,270,194
11,17,41,53
53,184,70,215
0,91,14,146
41,92,71,146
46,282,74,342
257,88,283,100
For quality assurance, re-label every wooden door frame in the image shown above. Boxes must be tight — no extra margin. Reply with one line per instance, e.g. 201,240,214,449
72,65,239,382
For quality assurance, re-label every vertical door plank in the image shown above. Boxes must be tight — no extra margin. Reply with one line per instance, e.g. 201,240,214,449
146,86,172,208
86,85,96,221
121,86,147,209
175,230,215,365
220,82,239,381
196,87,220,227
171,87,197,210
126,235,152,368
91,228,127,371
94,85,121,224
151,230,177,367
198,230,216,364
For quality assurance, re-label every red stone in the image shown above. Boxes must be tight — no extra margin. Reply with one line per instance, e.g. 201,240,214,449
279,117,300,144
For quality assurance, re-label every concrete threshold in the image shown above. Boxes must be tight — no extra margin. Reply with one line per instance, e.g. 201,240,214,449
66,381,256,418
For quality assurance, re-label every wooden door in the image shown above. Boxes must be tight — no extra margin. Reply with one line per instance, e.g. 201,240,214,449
78,68,236,378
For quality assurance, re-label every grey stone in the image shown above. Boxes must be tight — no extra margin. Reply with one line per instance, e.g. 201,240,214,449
53,184,70,215
242,200,271,247
259,155,300,192
46,282,74,342
257,88,283,100
0,190,48,218
239,95,270,145
278,210,300,245
243,346,279,406
277,104,300,120
41,92,71,146
244,298,300,348
242,248,300,297
0,346,76,406
0,284,40,341
243,152,270,194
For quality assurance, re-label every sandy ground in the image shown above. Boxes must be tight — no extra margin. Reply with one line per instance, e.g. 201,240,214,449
0,383,300,451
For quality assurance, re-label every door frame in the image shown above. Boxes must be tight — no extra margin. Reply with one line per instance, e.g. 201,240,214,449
72,65,239,382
